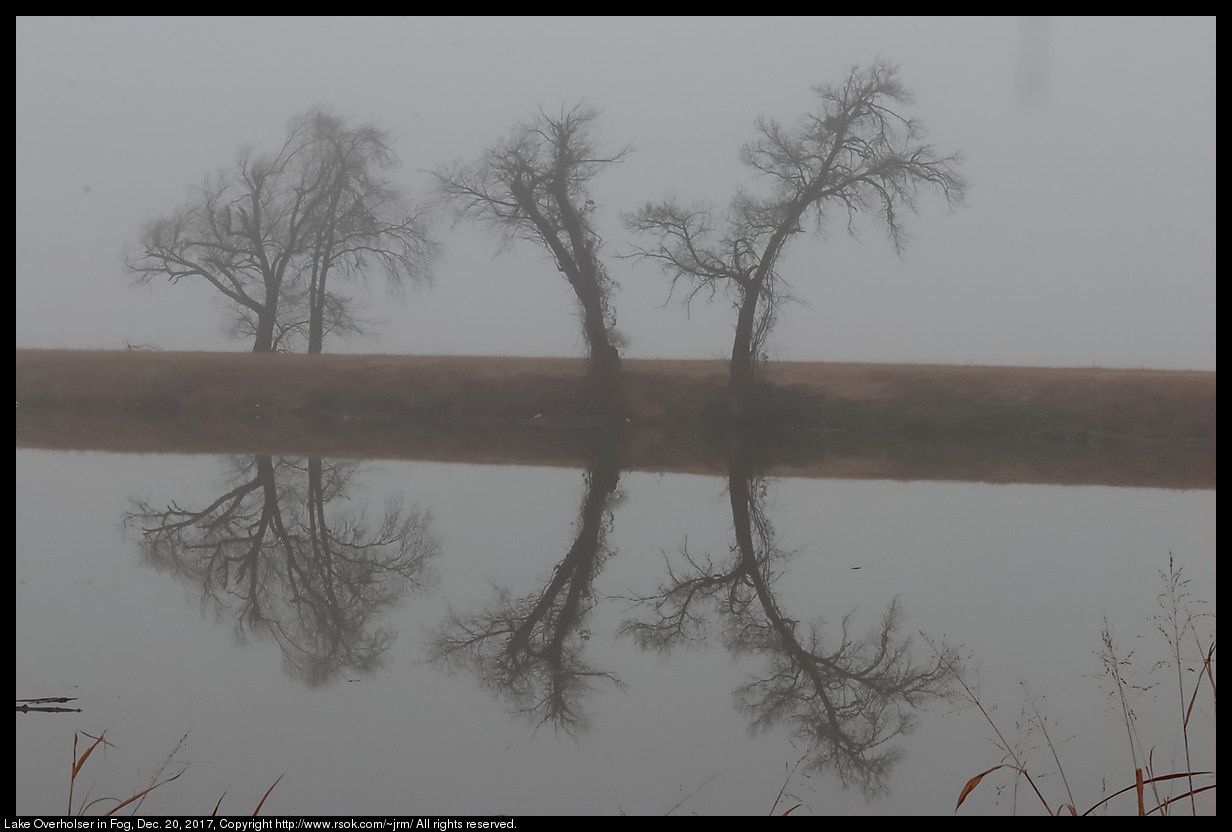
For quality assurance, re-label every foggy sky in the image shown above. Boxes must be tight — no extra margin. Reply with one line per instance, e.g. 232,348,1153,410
15,16,1216,370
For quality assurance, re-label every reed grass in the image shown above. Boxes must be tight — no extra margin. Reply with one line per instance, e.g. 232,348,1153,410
940,554,1216,816
61,728,281,816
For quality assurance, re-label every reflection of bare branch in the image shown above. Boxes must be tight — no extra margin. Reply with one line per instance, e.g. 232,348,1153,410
733,596,958,796
429,446,624,735
618,546,745,651
123,456,439,686
621,442,960,796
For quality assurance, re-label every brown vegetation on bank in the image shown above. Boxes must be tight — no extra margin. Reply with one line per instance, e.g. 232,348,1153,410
16,349,1215,437
15,349,1216,489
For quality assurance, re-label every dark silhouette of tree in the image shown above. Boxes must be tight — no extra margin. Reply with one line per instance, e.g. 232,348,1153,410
124,456,440,686
296,111,436,353
626,61,966,424
435,105,629,414
620,436,961,796
428,437,625,735
127,108,434,353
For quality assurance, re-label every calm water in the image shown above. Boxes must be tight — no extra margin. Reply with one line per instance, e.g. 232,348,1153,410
15,445,1215,816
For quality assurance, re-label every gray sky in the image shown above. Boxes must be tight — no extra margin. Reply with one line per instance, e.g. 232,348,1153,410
15,16,1216,370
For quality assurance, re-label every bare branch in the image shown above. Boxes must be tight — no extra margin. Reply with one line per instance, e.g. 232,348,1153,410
435,103,630,406
125,107,437,353
624,60,966,420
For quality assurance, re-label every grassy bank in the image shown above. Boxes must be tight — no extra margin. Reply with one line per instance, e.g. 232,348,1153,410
16,350,1214,488
15,349,1217,440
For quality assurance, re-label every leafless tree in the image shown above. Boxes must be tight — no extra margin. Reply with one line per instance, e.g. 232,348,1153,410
127,108,435,353
297,110,436,353
435,105,630,413
625,61,966,423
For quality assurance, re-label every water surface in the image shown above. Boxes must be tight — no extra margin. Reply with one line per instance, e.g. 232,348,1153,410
15,445,1215,815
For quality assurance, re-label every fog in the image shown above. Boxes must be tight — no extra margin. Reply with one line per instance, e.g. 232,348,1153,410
15,16,1216,370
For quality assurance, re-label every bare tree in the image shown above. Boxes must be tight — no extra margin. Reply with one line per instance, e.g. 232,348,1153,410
435,105,629,414
297,110,436,354
626,61,966,423
127,108,434,353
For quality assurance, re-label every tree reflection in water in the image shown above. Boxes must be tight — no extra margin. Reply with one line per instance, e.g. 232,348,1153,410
620,438,962,797
428,437,625,736
124,455,440,687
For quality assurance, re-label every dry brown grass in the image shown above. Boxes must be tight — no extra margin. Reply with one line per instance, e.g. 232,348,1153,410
58,728,281,816
15,350,1215,489
942,555,1217,816
16,349,1216,435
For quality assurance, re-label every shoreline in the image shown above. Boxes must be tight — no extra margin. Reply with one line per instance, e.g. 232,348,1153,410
15,349,1216,438
16,350,1215,489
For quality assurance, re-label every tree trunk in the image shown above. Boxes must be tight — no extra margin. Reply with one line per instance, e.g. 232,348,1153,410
307,281,325,355
543,173,624,420
574,279,623,418
252,306,277,353
728,285,760,425
307,244,334,354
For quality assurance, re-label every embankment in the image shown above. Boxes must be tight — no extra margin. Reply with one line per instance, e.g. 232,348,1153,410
16,349,1215,488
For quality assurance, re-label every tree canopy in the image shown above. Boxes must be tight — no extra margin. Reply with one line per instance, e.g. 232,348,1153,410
626,61,967,422
435,104,630,412
128,108,435,353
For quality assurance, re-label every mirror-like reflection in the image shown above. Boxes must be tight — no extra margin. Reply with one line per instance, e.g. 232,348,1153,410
16,442,1213,815
428,436,625,735
123,455,440,686
621,436,961,796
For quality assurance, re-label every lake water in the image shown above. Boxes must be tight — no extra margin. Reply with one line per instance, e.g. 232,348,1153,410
15,443,1215,816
